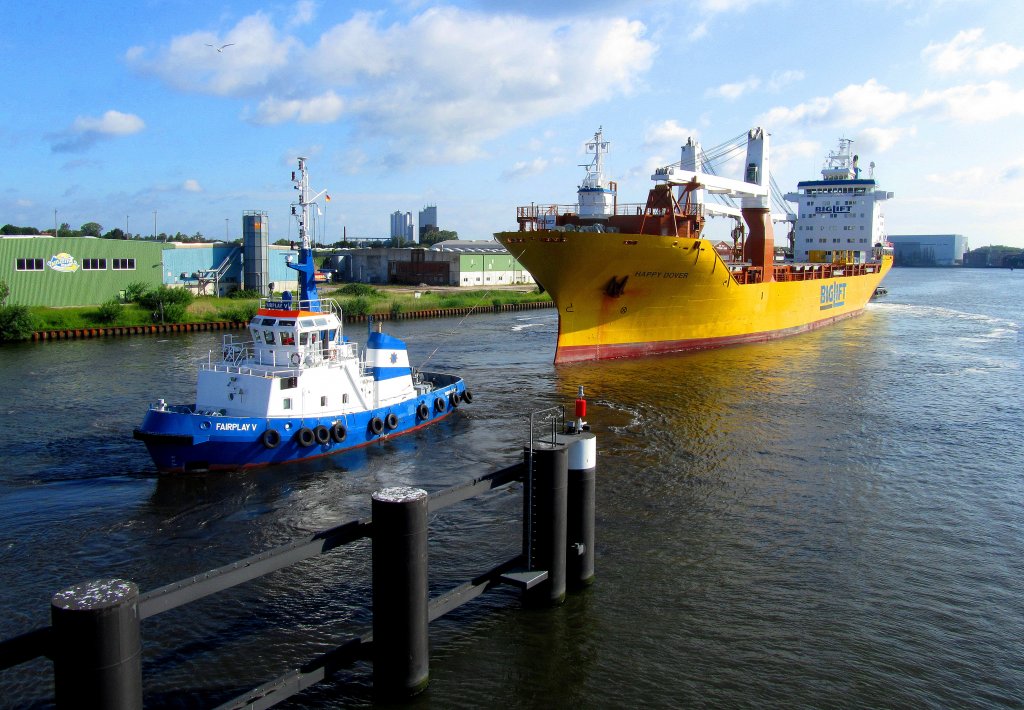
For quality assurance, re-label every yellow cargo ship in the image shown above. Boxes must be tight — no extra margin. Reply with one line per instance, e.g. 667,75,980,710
496,128,893,363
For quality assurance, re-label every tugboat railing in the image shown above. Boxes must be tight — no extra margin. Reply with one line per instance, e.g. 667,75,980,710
260,297,342,317
202,336,358,376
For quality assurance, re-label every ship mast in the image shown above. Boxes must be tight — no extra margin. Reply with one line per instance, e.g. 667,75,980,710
288,157,327,312
581,127,609,190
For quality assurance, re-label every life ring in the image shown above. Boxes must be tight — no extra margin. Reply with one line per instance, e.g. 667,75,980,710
461,390,473,404
417,402,430,420
434,397,446,413
369,417,384,435
314,424,331,444
290,352,301,366
449,392,460,408
331,422,347,443
385,413,399,430
296,427,315,447
261,429,281,449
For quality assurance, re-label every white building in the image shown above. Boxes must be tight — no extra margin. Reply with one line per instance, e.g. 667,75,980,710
389,211,414,243
785,139,894,263
888,234,968,266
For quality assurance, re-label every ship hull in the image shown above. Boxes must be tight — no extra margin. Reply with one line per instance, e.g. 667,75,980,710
135,377,466,473
496,231,892,364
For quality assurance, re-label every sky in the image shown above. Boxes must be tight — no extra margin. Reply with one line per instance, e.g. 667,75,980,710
3,0,1024,248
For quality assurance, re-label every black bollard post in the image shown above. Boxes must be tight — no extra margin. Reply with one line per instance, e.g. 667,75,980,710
371,486,430,699
50,579,143,710
523,442,568,607
559,431,597,589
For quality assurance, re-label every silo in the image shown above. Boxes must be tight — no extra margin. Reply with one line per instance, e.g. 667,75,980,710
243,210,269,295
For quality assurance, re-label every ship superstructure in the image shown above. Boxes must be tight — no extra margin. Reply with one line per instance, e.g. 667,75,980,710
784,139,894,263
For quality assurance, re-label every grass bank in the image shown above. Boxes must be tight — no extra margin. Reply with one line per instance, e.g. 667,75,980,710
25,285,550,332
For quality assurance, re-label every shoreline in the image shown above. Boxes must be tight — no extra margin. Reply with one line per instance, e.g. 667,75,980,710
29,300,553,342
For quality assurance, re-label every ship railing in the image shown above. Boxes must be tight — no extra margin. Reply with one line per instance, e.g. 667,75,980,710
202,337,357,376
260,297,342,316
516,201,702,230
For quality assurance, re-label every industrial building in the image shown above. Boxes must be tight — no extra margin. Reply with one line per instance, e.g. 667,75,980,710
888,234,968,266
389,211,414,243
0,231,298,307
324,241,534,287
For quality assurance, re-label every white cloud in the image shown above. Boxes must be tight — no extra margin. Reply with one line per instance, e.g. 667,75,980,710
182,179,202,192
501,157,550,181
255,91,345,124
915,81,1024,123
130,7,656,165
757,78,1024,130
923,28,1024,75
856,126,916,153
128,13,298,96
72,110,145,136
924,166,987,186
706,76,760,101
643,119,697,148
769,139,819,170
50,110,145,153
289,0,316,29
766,69,804,92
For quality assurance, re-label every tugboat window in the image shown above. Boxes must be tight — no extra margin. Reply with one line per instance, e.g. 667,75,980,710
264,330,276,344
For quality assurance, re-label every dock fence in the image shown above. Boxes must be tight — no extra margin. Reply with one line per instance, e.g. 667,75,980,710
0,431,596,708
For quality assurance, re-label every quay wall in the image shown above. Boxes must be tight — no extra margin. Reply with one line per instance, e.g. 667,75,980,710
30,300,553,342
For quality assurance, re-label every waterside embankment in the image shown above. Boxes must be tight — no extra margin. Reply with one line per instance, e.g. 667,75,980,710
30,300,553,342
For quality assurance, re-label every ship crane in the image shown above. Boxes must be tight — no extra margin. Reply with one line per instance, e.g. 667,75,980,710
651,127,796,225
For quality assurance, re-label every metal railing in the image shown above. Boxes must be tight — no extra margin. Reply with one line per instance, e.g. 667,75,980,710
0,442,596,708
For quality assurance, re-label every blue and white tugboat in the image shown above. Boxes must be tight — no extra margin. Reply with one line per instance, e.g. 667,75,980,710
134,158,470,473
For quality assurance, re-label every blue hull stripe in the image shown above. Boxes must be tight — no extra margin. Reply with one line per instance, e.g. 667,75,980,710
371,366,412,380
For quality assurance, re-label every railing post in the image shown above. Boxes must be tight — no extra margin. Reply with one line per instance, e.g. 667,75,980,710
523,442,568,607
558,431,597,588
50,579,142,710
372,486,430,699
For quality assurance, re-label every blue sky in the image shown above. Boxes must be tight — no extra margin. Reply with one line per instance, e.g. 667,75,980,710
3,0,1024,248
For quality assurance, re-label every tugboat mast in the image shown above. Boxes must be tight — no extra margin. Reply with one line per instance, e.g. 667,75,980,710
289,157,328,312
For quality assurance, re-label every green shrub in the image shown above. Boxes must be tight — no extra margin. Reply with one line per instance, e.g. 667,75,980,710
160,303,189,324
219,302,258,322
96,298,124,324
345,297,371,316
229,288,261,300
123,281,148,303
389,301,402,316
338,283,379,297
0,304,35,342
139,286,194,310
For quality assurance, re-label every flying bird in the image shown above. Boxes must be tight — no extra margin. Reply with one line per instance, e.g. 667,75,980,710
205,43,235,52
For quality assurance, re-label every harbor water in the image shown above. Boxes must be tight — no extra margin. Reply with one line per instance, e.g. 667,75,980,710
1,267,1022,707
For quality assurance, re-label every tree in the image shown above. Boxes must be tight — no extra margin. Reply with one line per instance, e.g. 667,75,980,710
1,224,40,235
80,222,102,237
421,229,458,247
102,228,128,240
